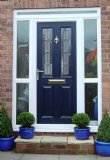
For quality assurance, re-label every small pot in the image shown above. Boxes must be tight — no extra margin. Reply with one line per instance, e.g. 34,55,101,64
95,139,110,156
19,127,35,139
74,127,90,140
0,136,14,151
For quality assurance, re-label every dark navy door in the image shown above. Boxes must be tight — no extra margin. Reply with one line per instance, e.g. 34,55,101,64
37,22,76,124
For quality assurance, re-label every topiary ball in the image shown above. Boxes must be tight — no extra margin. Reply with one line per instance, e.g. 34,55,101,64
17,112,35,128
72,113,90,129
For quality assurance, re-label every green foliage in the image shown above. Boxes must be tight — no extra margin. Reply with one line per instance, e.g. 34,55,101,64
0,106,13,138
97,112,110,142
72,113,90,128
17,112,35,128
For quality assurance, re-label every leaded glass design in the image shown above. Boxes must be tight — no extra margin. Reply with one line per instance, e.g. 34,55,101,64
61,28,71,76
42,29,52,75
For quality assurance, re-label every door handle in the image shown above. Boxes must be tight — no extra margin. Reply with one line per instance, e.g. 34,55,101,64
37,69,44,73
37,69,44,80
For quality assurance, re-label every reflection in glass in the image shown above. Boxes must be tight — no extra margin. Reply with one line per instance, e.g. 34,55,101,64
61,28,71,76
16,83,29,117
17,21,29,78
85,83,98,120
42,29,52,75
84,20,97,78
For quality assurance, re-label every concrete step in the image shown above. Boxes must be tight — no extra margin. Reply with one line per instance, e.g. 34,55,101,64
15,136,95,154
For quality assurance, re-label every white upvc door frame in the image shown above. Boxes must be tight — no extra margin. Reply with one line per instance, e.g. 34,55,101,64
13,8,101,132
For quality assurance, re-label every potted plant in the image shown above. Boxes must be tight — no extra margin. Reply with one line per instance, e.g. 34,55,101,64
95,112,110,156
0,106,14,151
17,112,35,139
72,113,90,140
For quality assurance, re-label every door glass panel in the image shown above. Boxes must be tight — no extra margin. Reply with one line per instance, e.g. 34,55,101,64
85,83,98,120
16,83,29,117
42,29,52,76
61,28,71,76
84,19,97,78
17,21,29,78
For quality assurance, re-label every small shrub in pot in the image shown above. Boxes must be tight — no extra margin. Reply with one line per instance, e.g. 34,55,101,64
96,112,110,142
0,106,14,151
95,112,110,156
17,112,35,139
72,113,90,128
17,112,35,128
72,113,90,140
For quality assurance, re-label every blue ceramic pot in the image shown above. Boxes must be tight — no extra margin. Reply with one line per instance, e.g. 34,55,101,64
95,140,110,156
19,127,35,139
0,136,14,151
74,127,90,140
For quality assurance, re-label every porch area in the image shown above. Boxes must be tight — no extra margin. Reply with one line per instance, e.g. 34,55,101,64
15,135,94,154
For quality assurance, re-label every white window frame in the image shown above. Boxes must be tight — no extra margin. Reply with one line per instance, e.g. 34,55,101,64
13,8,101,132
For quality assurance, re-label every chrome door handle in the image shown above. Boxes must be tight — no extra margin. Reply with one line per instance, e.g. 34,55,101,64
37,69,44,80
37,69,44,73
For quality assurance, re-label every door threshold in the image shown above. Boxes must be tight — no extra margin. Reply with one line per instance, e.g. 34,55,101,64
35,124,98,133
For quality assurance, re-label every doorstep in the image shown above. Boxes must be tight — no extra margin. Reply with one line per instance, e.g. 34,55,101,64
15,135,95,154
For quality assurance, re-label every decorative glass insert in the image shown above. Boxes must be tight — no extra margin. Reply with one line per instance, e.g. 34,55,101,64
85,83,98,120
84,20,97,78
16,83,29,117
42,29,52,75
17,21,29,78
61,28,71,76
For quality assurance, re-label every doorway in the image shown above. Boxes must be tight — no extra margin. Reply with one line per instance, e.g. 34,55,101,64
37,22,77,124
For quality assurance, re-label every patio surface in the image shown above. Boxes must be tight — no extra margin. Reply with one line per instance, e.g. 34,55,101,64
0,151,110,160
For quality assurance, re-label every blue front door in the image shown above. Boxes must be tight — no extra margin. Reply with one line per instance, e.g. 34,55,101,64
37,22,76,124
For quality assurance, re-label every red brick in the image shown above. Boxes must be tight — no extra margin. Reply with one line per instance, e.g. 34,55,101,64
67,144,80,150
65,149,79,154
52,144,66,149
38,143,51,149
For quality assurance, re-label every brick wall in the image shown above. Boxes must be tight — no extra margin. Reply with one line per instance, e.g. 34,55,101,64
0,0,110,117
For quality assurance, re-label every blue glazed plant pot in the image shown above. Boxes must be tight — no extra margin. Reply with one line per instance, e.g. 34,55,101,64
19,127,35,139
74,127,90,140
95,140,110,156
0,136,14,151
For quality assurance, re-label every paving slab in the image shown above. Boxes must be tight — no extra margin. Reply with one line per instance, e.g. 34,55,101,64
59,155,97,160
21,154,59,160
0,151,110,160
15,136,43,143
68,136,94,144
97,156,110,160
0,151,23,160
41,136,68,144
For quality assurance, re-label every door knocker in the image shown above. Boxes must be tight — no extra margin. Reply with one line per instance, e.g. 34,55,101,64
54,35,59,44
